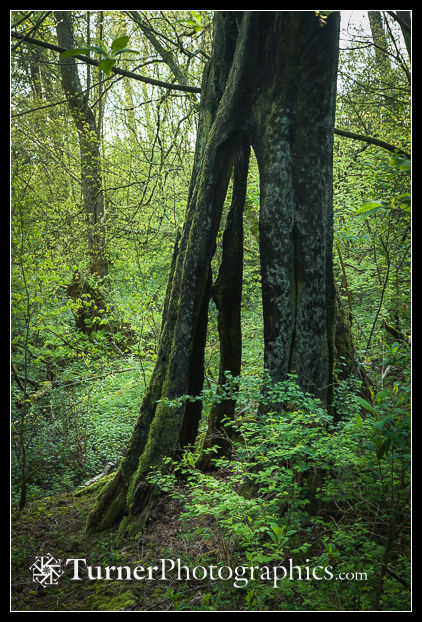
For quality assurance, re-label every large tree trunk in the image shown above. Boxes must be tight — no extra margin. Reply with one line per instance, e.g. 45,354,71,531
251,12,339,406
87,11,242,533
86,11,340,535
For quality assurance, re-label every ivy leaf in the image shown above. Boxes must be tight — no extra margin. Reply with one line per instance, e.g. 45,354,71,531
113,48,138,56
61,44,107,59
85,44,108,55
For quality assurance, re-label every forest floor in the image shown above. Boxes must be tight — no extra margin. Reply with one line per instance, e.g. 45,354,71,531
11,475,241,612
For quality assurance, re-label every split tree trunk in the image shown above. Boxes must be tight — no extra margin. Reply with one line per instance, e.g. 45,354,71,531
87,11,340,535
197,142,250,469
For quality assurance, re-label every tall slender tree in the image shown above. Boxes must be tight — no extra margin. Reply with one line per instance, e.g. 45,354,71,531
55,11,109,333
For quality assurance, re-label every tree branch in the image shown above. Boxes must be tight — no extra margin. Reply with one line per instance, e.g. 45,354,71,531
334,127,410,159
12,32,410,160
11,32,201,94
126,11,189,86
386,11,411,34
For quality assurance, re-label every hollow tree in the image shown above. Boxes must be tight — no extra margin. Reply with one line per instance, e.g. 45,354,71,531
87,10,340,535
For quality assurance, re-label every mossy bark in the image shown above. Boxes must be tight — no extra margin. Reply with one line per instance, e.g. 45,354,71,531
55,11,109,281
87,12,244,533
197,143,250,469
86,11,341,535
250,12,340,406
55,11,109,334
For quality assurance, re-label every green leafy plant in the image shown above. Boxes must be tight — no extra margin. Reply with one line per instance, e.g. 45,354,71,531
147,373,410,610
174,11,207,33
60,35,137,75
355,155,411,217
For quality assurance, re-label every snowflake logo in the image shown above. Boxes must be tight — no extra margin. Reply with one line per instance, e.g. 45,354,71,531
29,554,64,587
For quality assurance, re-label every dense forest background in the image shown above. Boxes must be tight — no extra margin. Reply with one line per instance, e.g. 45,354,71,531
11,10,411,612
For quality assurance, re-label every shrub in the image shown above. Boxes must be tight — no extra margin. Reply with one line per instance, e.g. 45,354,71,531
147,374,410,611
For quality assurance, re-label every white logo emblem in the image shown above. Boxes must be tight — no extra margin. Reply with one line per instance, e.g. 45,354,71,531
29,554,64,587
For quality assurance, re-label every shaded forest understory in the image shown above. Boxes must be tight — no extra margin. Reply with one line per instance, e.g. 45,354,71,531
11,10,411,612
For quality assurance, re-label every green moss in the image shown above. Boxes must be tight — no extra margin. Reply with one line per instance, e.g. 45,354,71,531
74,472,115,497
85,485,128,533
116,514,146,543
79,585,136,611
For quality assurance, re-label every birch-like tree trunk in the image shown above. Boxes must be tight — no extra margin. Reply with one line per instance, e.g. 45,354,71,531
55,11,108,279
55,11,109,333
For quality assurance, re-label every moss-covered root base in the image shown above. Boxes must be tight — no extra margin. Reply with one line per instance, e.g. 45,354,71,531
116,492,155,544
85,469,129,533
74,472,115,497
85,468,158,544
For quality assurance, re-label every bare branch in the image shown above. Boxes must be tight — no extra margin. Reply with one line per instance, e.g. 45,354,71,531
334,127,410,159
